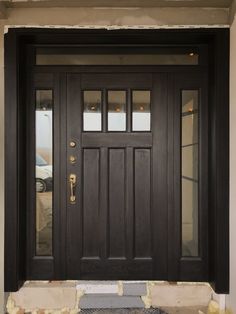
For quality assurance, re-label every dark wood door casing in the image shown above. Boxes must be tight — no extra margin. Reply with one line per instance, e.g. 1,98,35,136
4,28,229,293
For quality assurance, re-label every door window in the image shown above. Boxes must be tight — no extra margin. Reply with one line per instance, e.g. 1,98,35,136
181,90,199,257
108,90,126,131
35,90,53,256
132,90,151,131
83,91,102,131
82,89,152,132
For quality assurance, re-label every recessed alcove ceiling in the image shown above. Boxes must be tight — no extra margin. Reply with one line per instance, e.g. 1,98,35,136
1,0,234,8
0,0,234,25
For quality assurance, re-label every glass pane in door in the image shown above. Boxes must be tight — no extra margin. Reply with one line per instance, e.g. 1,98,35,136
132,90,151,131
83,91,102,131
108,91,126,131
181,90,199,257
35,90,53,256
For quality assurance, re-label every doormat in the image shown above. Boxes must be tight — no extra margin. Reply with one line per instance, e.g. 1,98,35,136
80,310,167,314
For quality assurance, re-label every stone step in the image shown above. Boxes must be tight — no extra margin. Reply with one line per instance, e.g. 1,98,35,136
123,282,147,296
79,295,145,309
77,281,119,294
76,281,148,296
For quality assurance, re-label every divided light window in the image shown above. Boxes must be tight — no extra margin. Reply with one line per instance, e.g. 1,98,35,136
82,90,151,132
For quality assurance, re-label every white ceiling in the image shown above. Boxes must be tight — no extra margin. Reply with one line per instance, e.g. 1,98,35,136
1,0,234,8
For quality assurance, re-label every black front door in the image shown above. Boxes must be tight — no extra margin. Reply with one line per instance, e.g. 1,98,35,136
28,67,208,282
66,72,168,279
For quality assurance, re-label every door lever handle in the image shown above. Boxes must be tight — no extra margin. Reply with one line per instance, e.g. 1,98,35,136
69,174,77,204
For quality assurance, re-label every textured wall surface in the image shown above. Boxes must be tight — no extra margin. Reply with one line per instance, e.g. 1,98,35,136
3,7,229,28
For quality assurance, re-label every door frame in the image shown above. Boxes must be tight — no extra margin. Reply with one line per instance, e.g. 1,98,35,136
4,28,229,293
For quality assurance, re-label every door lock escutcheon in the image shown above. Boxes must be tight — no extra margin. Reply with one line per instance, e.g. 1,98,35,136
69,155,76,164
70,141,76,148
69,174,77,204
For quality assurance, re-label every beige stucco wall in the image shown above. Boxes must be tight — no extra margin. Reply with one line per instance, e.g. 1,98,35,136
3,6,229,28
0,4,233,313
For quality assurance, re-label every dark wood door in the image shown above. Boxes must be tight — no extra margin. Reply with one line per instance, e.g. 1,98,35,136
26,68,208,283
66,72,168,279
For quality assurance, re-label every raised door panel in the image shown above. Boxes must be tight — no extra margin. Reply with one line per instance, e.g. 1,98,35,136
134,148,152,258
83,148,100,258
108,148,126,258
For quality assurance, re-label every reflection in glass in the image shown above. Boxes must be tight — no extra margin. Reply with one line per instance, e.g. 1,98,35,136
108,91,126,131
182,178,198,256
182,145,198,180
36,90,53,256
182,114,198,146
181,90,199,257
132,91,151,131
182,90,198,113
83,91,102,131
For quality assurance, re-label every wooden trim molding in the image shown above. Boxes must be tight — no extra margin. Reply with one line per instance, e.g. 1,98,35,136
4,28,229,293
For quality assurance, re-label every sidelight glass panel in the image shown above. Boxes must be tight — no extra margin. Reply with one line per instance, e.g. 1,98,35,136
36,90,53,256
182,114,198,146
83,91,102,131
182,178,198,256
182,145,198,180
108,91,126,131
132,91,151,131
181,90,199,257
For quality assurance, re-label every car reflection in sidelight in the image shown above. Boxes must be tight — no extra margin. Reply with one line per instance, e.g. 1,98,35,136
36,154,53,193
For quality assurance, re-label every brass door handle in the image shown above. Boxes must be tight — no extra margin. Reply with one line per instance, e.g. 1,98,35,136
69,174,77,204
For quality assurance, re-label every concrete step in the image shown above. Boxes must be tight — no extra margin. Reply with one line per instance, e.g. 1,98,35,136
79,295,145,309
76,281,148,296
77,281,119,294
123,282,147,296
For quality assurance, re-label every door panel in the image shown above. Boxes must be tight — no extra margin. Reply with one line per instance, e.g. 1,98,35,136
83,148,100,258
134,148,152,258
67,72,168,279
108,148,126,258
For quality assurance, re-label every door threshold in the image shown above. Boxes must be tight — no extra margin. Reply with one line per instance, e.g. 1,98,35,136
80,310,166,314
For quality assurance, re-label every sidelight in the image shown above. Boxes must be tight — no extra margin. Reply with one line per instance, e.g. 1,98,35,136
181,90,199,257
35,90,53,256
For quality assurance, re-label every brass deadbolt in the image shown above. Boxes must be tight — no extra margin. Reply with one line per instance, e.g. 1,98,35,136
69,155,76,164
70,141,76,148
